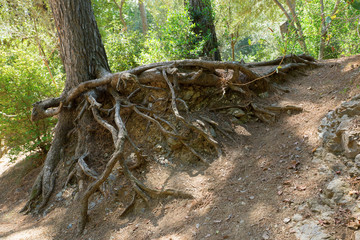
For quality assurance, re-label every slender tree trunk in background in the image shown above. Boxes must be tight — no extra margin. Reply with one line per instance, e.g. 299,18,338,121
231,34,235,61
230,31,239,62
319,0,326,59
113,0,127,32
319,0,340,59
22,0,110,214
273,0,292,22
273,0,308,54
285,0,308,54
139,0,148,35
186,0,221,61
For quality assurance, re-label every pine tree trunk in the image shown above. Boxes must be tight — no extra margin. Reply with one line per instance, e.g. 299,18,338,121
138,0,148,35
22,0,110,213
186,0,221,61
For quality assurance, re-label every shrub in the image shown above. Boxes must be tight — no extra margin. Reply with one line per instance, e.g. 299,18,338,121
0,40,63,158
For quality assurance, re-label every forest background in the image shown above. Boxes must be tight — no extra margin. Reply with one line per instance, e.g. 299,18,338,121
1,0,360,159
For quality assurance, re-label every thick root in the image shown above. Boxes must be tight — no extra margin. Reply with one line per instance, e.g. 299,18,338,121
26,55,317,234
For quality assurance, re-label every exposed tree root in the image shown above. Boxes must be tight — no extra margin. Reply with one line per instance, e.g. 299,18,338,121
25,55,317,233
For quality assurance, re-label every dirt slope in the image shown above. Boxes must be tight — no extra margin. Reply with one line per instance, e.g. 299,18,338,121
1,55,360,240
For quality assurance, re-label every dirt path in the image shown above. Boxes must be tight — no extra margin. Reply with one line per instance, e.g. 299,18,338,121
1,55,360,240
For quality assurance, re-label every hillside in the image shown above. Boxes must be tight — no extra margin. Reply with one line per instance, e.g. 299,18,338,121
1,55,360,240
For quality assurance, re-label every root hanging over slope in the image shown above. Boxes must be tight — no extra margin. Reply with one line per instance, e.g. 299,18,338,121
22,54,317,233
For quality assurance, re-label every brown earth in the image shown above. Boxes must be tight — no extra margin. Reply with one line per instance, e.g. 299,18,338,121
1,55,360,240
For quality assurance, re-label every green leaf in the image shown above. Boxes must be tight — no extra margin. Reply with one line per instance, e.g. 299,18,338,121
248,39,252,45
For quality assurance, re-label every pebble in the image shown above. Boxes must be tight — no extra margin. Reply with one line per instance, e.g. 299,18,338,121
56,191,63,200
262,231,270,239
292,214,303,222
283,218,291,224
88,201,96,210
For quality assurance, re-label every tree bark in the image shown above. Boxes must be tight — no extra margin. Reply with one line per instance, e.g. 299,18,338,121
23,0,110,213
138,0,148,35
186,0,221,61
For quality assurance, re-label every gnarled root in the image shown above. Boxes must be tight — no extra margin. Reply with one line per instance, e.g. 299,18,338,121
25,55,316,234
21,110,74,214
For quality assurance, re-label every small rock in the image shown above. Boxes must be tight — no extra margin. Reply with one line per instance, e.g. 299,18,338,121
183,90,194,101
349,167,360,177
154,144,163,152
108,173,116,181
167,137,182,150
249,196,255,200
262,231,270,240
283,218,291,224
355,154,360,167
320,211,334,221
259,92,269,98
56,191,63,200
209,127,216,137
293,220,330,240
231,109,246,118
292,214,303,222
88,201,96,210
196,223,200,229
325,178,350,202
355,231,360,240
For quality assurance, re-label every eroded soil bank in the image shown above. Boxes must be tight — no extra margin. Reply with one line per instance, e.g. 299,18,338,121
1,55,360,240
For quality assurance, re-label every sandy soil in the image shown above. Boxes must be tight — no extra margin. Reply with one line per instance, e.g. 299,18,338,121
1,55,360,240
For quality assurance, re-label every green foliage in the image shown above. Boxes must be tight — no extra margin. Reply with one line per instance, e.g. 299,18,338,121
105,30,144,71
0,0,63,158
298,0,360,59
93,1,204,68
3,0,360,160
349,0,360,10
0,40,62,157
213,0,360,61
137,9,204,64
